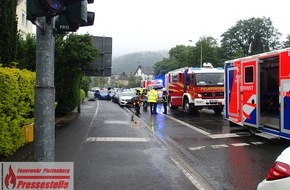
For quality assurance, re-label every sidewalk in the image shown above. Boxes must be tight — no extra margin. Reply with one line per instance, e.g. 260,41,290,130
1,110,78,162
4,100,198,189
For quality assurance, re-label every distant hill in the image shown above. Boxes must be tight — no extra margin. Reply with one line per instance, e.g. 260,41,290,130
112,50,169,75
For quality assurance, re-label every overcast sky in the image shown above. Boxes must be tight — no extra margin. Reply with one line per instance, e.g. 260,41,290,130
77,0,290,58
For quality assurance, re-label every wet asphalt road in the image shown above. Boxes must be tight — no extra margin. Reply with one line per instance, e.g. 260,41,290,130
54,100,198,190
6,100,290,190
133,103,290,190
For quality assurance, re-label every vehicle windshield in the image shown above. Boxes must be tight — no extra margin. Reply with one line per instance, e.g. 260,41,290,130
100,90,108,95
195,73,224,86
121,92,136,96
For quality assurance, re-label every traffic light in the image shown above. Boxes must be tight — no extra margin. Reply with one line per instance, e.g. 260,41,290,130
55,0,95,34
27,0,64,21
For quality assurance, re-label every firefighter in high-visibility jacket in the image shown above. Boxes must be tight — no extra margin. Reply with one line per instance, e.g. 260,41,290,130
147,88,158,114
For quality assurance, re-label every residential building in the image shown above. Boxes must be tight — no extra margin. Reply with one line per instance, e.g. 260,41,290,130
134,65,154,80
118,72,129,86
16,0,33,38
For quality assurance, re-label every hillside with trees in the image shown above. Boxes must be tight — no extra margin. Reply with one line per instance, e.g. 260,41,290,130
112,50,169,74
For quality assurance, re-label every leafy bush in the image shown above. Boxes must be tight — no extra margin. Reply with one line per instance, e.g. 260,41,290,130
0,67,35,157
80,89,85,103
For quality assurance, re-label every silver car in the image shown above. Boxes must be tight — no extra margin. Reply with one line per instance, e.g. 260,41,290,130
118,91,137,107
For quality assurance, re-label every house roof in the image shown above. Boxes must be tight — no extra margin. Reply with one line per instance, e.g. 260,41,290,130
134,65,154,75
118,72,129,80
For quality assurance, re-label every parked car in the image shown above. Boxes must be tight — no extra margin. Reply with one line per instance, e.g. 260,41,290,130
94,89,100,99
112,91,122,103
118,91,137,107
257,146,290,190
87,89,96,101
99,90,111,100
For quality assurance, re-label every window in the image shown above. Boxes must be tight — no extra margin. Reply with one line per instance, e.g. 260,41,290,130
22,13,25,26
171,75,177,82
244,66,254,83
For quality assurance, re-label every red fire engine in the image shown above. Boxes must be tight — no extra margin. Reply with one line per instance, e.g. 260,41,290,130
225,48,290,139
165,63,224,114
140,79,163,89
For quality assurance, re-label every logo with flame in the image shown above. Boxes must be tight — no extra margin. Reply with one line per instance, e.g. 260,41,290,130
5,165,16,189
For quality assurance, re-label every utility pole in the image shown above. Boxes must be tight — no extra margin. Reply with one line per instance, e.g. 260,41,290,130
200,43,203,68
28,0,96,161
34,17,55,161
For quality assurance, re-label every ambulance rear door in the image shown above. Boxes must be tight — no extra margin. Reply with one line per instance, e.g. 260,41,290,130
225,61,242,123
241,59,258,127
280,50,290,137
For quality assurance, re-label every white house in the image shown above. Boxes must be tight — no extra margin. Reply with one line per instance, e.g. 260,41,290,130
134,65,154,80
16,0,33,38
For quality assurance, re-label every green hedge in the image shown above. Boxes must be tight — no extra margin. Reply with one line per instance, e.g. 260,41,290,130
0,67,35,157
80,89,85,103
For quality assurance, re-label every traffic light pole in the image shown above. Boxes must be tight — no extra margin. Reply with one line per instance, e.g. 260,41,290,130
34,16,55,162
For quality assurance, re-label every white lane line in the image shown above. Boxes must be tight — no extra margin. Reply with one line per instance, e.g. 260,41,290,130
86,137,148,142
211,144,229,149
165,115,211,136
170,157,206,190
251,141,265,145
208,133,249,139
188,146,206,151
104,120,131,124
231,143,250,147
166,115,251,140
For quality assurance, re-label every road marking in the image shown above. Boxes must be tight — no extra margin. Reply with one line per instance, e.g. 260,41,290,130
231,143,250,147
170,157,206,190
251,141,265,145
86,137,148,142
165,115,211,136
211,144,229,149
209,133,240,139
104,120,131,124
165,115,252,140
208,133,249,139
188,146,206,151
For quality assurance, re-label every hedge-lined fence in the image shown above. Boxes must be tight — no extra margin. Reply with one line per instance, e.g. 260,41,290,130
0,67,35,157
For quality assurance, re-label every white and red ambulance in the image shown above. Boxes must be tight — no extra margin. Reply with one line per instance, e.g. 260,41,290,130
225,48,290,139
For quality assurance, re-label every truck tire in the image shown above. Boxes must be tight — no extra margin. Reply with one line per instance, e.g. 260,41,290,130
183,98,193,114
213,106,224,115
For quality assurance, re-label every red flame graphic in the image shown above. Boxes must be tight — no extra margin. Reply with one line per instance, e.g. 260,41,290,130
5,165,16,189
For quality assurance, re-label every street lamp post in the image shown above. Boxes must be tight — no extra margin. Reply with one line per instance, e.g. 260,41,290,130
188,40,203,68
200,43,203,68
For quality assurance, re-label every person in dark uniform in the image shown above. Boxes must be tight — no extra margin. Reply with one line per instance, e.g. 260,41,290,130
162,90,168,114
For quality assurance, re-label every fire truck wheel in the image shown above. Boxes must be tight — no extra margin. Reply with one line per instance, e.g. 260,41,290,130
183,98,193,114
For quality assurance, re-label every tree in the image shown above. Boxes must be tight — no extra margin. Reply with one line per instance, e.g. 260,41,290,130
189,36,222,67
81,76,92,97
127,75,142,88
168,45,190,68
220,17,281,60
154,36,222,77
16,34,36,71
154,57,178,77
90,77,109,87
0,0,18,65
282,34,290,48
55,34,100,116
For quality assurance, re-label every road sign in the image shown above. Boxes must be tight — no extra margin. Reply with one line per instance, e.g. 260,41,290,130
84,36,112,77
